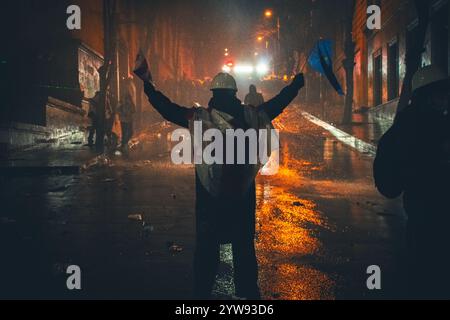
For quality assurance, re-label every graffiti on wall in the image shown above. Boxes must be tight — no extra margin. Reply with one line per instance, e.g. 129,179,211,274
78,46,103,99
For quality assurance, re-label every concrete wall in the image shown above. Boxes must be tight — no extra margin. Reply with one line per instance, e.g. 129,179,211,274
0,97,87,151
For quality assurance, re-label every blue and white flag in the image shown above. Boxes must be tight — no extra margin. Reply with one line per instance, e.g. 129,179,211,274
308,39,344,96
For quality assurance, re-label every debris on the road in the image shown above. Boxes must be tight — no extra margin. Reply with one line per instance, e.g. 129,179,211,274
128,213,143,221
81,154,113,172
292,201,305,207
169,244,183,253
129,139,140,150
166,241,183,253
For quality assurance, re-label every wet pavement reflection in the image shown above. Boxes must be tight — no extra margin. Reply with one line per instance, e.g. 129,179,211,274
252,109,404,300
0,108,405,299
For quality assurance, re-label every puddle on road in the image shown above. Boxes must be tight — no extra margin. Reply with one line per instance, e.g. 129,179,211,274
259,263,335,300
255,182,336,300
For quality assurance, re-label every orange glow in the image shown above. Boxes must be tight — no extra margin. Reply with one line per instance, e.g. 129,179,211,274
255,182,335,299
257,36,264,41
264,9,273,18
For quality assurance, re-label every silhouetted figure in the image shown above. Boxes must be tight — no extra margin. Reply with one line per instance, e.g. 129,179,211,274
87,91,100,146
244,84,265,107
135,53,304,299
374,65,449,299
118,93,136,153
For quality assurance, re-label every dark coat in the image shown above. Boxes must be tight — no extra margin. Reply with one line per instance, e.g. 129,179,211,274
374,101,450,297
143,80,302,243
374,104,450,219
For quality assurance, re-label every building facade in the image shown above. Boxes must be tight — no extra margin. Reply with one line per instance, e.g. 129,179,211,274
304,0,448,134
0,0,104,150
354,0,448,123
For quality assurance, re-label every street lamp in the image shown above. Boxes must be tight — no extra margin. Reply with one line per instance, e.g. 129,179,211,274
257,36,264,42
262,9,280,75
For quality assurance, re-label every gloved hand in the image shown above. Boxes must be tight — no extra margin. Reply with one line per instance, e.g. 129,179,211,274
292,73,305,90
133,50,153,83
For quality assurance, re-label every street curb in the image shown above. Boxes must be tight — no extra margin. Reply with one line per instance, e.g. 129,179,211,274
300,111,377,157
0,149,101,177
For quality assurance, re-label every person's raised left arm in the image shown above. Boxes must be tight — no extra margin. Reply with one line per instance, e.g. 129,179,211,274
143,81,193,129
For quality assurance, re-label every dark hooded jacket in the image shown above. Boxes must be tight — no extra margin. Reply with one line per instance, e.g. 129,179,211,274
373,82,450,297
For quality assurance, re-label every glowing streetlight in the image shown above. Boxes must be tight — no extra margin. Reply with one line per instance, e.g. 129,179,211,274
264,9,273,18
257,36,264,42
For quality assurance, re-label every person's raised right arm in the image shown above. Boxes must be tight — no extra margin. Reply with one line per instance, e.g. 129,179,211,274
143,81,193,129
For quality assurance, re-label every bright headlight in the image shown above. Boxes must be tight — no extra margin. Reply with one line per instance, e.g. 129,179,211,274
234,65,254,74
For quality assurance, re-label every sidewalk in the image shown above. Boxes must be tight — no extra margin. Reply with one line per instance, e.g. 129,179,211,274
0,142,99,176
298,108,394,157
300,111,377,156
0,120,169,177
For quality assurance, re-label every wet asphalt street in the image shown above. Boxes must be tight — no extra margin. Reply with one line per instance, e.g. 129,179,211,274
0,107,406,299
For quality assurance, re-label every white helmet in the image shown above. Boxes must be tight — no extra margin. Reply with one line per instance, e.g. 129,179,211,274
210,72,237,91
412,65,447,92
